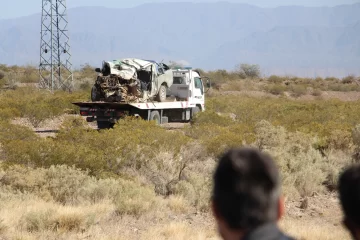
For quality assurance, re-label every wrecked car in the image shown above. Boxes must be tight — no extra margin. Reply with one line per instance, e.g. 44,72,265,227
91,58,173,103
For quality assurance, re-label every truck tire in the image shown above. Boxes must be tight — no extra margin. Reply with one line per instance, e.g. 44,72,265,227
91,85,100,102
156,85,167,102
97,121,114,129
149,110,161,125
192,106,201,117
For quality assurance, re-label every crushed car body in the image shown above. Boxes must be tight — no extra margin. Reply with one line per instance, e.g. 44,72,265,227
91,58,173,103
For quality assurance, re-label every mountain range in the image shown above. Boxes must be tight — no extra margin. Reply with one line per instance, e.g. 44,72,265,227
0,2,359,77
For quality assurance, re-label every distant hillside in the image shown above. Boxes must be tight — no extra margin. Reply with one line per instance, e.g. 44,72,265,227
0,2,359,77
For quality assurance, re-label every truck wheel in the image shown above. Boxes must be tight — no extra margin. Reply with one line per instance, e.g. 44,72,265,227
97,121,114,129
91,85,100,102
192,106,200,117
149,111,161,125
156,85,167,102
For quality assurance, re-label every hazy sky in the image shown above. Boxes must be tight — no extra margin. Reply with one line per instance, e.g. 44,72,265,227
1,0,359,19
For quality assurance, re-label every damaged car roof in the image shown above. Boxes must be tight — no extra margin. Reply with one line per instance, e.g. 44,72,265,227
106,58,154,70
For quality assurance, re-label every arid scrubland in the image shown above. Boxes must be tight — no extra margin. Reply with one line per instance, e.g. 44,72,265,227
0,64,359,239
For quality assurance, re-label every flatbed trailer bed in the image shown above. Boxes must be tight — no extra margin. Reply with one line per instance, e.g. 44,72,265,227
72,100,203,129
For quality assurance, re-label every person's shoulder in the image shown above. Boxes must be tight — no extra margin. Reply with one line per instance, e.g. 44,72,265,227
281,234,296,240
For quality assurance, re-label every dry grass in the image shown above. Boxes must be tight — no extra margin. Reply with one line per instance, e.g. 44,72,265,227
141,222,219,240
0,193,353,240
280,218,351,240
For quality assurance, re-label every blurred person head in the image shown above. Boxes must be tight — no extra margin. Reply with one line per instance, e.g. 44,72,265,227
211,147,288,240
339,164,360,240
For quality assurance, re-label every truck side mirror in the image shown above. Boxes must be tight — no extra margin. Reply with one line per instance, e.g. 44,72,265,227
95,68,101,73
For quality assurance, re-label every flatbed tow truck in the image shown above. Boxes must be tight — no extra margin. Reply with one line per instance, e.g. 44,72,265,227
73,68,210,129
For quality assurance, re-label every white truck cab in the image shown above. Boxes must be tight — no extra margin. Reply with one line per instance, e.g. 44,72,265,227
168,68,206,112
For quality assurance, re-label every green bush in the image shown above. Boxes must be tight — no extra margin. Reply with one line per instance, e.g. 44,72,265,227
255,120,329,198
289,85,307,97
20,209,57,232
268,75,285,84
311,89,322,97
191,111,234,127
264,84,286,95
19,66,38,83
0,88,88,125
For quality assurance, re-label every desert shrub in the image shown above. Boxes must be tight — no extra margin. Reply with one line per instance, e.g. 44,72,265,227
186,121,254,157
254,120,327,198
0,71,5,80
352,125,360,162
2,117,190,177
342,75,356,84
191,110,234,127
325,129,353,150
205,130,244,157
328,82,360,92
55,212,87,232
206,95,360,141
0,165,47,194
323,151,353,191
0,121,38,144
113,179,157,217
268,75,285,84
25,102,63,127
18,206,95,233
311,89,322,97
220,79,260,92
236,63,261,79
0,108,21,121
172,181,197,204
289,85,307,97
0,164,160,216
79,81,92,91
324,77,340,82
140,142,207,196
20,209,57,232
314,77,324,82
167,196,191,214
0,165,90,204
19,66,38,83
264,84,286,95
221,81,244,91
0,88,88,126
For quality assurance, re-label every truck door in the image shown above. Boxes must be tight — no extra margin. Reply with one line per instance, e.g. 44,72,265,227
193,77,204,101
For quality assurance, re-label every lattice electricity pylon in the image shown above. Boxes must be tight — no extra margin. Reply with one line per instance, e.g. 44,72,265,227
39,0,73,92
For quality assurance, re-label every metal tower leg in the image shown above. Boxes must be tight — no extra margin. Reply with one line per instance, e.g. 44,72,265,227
39,0,73,92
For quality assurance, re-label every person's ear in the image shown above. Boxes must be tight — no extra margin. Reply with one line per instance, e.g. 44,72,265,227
277,196,285,221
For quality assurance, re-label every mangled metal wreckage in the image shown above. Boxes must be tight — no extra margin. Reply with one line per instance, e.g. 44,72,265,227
91,58,173,103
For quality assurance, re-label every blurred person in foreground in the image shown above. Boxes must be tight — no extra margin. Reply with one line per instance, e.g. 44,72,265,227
339,164,360,240
211,147,295,240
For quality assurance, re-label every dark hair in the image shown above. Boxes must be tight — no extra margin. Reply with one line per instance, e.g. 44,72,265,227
339,164,360,227
212,147,280,230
